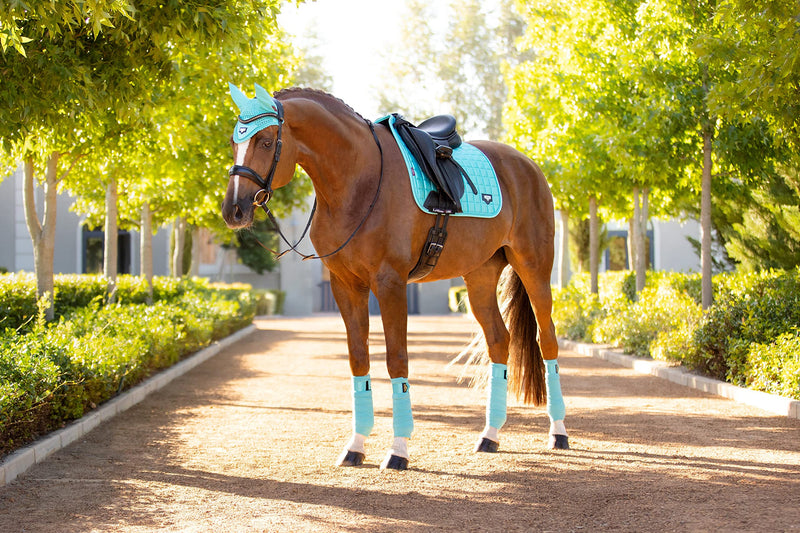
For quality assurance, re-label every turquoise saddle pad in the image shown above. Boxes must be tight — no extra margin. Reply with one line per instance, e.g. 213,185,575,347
379,114,502,218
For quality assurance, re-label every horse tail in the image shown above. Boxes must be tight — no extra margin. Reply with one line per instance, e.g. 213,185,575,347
502,268,546,406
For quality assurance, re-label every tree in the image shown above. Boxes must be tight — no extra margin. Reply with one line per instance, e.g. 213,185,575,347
0,1,294,316
377,0,524,140
505,0,634,292
698,0,800,270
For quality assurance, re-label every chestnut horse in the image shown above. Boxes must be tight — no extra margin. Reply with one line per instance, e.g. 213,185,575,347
221,85,568,470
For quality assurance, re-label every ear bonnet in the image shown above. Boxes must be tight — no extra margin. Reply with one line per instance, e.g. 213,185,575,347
229,83,282,143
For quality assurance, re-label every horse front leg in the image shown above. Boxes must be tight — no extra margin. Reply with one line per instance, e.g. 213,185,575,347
373,270,413,471
329,273,373,467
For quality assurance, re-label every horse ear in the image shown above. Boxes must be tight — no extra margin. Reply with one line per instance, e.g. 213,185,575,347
254,83,276,111
229,83,251,112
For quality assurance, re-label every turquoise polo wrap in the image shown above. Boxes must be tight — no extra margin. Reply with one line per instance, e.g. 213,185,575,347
391,377,414,438
487,362,508,429
229,82,281,144
544,359,566,421
352,375,374,437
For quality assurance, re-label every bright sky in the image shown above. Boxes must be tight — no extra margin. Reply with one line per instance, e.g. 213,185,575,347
278,0,412,118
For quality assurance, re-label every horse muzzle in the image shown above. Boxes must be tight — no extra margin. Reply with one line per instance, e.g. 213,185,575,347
222,197,255,229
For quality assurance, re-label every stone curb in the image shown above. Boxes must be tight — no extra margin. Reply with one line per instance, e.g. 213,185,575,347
559,339,800,421
0,324,257,487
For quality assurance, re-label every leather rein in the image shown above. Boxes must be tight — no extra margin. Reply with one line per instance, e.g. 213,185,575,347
228,101,385,261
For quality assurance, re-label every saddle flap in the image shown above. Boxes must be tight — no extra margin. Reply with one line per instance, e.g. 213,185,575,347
397,118,466,211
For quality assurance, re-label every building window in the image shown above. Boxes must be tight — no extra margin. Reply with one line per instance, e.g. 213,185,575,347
607,234,629,270
605,230,653,271
82,227,132,274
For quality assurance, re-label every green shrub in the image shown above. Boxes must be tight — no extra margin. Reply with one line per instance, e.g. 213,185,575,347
621,271,637,302
689,269,800,384
53,274,108,312
553,269,799,399
745,332,800,400
0,273,37,331
0,278,256,457
448,286,469,313
252,289,285,315
594,274,704,358
0,328,62,451
552,283,603,341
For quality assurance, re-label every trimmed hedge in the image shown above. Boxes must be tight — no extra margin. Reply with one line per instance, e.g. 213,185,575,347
0,273,212,332
0,276,256,457
553,269,800,401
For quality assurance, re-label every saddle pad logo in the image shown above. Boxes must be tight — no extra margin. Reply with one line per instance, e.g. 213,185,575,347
482,194,493,205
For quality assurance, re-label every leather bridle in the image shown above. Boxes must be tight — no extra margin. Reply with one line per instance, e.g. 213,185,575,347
227,101,385,261
228,99,284,207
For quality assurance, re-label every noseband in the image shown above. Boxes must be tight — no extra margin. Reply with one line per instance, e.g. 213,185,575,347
228,99,284,206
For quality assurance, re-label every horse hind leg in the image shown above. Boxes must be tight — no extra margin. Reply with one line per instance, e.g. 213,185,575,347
462,253,511,453
502,250,569,450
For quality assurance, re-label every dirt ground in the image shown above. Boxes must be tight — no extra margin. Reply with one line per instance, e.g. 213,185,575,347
1,315,798,532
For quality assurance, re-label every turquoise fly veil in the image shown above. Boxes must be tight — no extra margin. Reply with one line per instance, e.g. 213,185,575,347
229,83,282,144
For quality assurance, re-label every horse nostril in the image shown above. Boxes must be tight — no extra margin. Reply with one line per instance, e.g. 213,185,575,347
233,203,243,222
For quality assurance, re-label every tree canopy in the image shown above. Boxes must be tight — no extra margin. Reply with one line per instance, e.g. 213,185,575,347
505,0,800,282
0,0,305,311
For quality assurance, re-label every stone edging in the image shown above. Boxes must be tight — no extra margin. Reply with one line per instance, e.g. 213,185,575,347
0,324,257,487
559,338,800,421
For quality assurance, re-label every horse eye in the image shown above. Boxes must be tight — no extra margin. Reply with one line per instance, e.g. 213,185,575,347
261,138,273,149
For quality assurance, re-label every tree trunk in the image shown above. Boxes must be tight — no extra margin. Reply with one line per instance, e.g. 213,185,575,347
190,225,201,277
171,217,186,278
23,153,59,321
140,202,154,304
636,187,649,292
627,216,636,271
700,64,715,310
632,186,640,274
589,196,599,295
104,175,118,303
558,209,570,288
701,128,714,309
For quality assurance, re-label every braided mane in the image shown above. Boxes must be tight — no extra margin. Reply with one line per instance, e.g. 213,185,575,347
273,87,366,122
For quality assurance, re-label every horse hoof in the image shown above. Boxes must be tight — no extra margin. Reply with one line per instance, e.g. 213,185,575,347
475,437,499,453
549,434,569,450
380,454,409,471
337,450,365,467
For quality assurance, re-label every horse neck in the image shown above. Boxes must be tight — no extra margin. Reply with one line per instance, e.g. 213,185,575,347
283,98,375,209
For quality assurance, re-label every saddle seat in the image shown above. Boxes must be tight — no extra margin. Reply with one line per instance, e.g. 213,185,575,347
417,115,462,149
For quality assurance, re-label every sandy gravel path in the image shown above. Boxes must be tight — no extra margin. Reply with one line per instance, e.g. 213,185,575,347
1,315,798,532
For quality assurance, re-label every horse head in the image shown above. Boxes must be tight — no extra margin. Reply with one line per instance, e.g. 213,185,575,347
222,83,296,229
